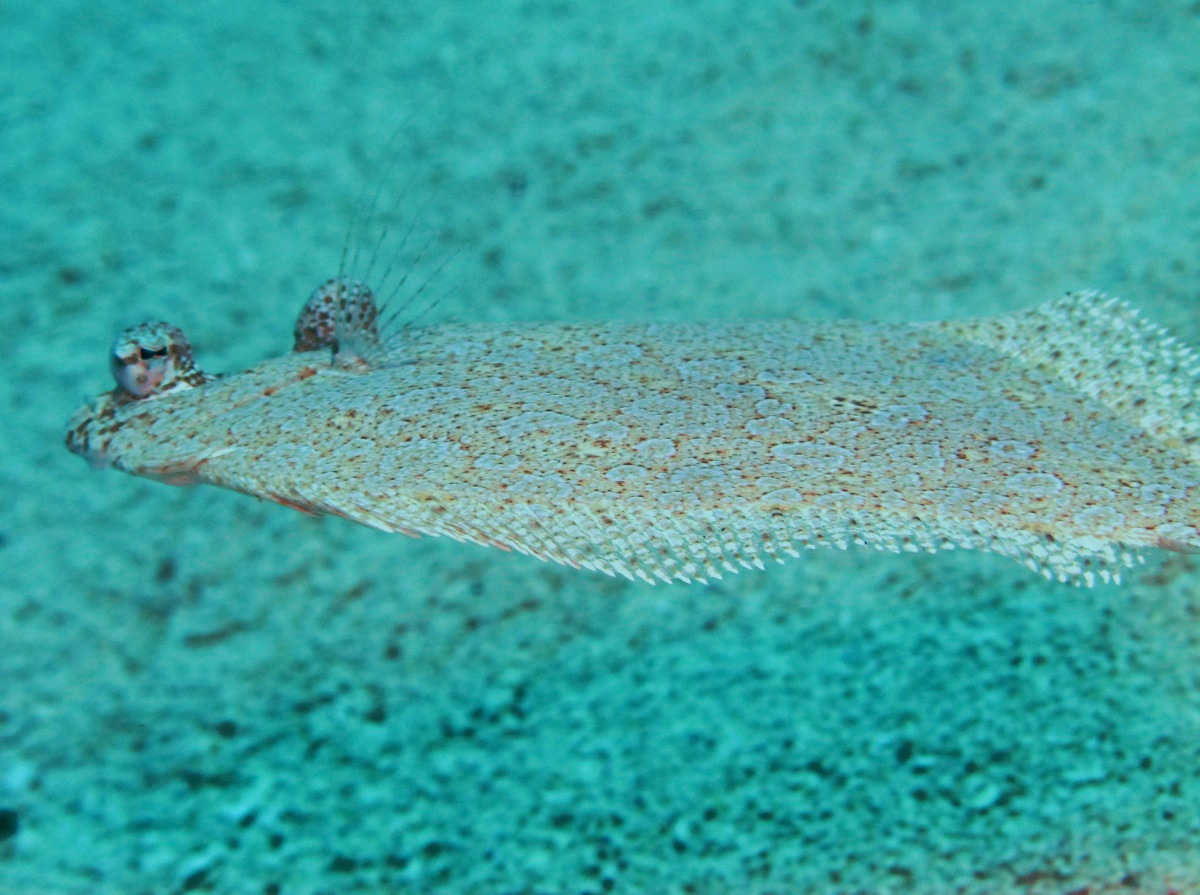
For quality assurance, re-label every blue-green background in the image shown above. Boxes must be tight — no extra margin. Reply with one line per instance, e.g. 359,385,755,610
3,1,1200,892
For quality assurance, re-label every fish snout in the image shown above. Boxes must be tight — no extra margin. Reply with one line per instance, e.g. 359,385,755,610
64,394,119,469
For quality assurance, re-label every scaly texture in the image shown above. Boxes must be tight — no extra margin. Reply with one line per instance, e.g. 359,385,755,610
66,284,1200,585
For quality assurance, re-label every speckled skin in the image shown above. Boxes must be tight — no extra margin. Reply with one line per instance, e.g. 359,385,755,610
66,283,1200,585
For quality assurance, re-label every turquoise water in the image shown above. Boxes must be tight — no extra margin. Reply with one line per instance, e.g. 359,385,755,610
3,1,1200,892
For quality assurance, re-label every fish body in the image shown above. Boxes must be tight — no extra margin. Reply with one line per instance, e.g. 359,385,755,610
66,282,1200,585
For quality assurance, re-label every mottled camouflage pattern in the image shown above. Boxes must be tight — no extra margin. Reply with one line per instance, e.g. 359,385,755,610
67,283,1200,585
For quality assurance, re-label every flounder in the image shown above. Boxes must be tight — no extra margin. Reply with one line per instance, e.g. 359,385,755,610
66,278,1200,585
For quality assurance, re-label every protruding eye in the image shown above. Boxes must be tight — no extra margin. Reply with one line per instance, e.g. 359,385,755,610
109,322,209,399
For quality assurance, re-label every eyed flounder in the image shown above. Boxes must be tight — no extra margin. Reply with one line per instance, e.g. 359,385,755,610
66,278,1200,585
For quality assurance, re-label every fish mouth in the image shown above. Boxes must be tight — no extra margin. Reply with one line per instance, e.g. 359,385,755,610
64,388,232,483
64,393,119,469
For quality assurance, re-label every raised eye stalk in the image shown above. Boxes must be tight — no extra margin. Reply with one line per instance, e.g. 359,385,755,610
108,322,213,399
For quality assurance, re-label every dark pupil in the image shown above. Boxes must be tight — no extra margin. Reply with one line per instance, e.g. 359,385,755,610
139,346,169,361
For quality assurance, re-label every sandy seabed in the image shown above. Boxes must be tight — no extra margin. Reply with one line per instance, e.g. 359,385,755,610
2,1,1199,892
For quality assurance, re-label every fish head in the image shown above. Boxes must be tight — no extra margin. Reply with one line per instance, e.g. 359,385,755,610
65,321,225,482
65,287,371,488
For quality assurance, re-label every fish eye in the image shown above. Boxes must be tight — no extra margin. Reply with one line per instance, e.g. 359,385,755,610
107,321,211,400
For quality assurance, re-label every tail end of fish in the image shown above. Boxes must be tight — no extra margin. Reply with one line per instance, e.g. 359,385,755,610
962,290,1200,465
958,291,1200,558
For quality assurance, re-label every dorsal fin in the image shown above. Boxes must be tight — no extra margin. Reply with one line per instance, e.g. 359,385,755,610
292,277,384,370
